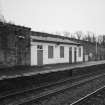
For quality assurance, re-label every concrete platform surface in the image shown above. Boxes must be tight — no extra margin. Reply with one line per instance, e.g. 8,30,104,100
0,60,105,80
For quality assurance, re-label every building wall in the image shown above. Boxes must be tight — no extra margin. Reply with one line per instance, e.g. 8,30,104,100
0,22,31,66
31,42,83,66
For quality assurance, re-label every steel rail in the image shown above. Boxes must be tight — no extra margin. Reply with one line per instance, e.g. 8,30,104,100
14,72,105,105
2,68,102,100
70,84,105,105
0,73,88,99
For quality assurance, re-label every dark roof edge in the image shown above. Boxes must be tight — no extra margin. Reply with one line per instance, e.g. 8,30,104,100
32,39,81,46
0,21,31,31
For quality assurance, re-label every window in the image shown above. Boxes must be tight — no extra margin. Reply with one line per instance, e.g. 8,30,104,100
60,46,64,58
37,45,43,49
79,47,81,57
48,45,53,58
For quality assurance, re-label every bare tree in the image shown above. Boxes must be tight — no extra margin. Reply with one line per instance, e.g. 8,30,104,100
82,32,88,41
92,34,96,43
102,35,105,45
75,31,83,40
87,31,92,42
70,33,76,39
98,35,103,44
55,31,61,35
63,31,70,37
85,31,96,43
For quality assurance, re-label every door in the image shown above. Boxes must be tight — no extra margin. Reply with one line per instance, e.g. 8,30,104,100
69,47,72,63
74,47,77,63
37,50,43,66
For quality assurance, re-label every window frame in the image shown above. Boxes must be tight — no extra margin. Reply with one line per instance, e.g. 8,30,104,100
79,47,81,57
60,46,64,58
48,45,54,58
37,45,43,50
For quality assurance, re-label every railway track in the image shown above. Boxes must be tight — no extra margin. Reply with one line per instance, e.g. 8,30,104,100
71,84,105,105
0,70,105,105
0,72,88,99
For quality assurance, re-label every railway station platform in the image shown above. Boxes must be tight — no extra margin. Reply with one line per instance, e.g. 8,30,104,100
0,60,105,80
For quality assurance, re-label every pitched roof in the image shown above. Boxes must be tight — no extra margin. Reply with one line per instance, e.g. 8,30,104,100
31,31,81,45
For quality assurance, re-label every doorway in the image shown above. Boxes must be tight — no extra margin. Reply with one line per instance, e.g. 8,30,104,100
37,45,43,66
69,47,72,63
74,47,77,63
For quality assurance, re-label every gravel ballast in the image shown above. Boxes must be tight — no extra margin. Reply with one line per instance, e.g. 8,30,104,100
29,74,105,105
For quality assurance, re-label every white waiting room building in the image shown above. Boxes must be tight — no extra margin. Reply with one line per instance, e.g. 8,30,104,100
30,31,83,66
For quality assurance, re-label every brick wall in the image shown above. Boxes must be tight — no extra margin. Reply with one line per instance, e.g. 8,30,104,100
0,22,31,67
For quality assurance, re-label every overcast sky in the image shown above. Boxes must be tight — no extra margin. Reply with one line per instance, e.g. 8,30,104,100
1,0,105,35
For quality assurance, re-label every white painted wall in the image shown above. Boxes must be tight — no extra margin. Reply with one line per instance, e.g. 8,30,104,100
77,46,83,62
71,46,75,63
31,42,83,65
